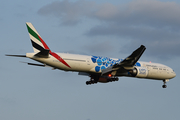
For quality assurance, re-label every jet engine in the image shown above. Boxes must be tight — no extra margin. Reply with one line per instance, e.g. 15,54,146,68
129,67,148,78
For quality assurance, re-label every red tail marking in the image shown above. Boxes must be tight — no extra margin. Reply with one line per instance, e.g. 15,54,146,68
50,52,71,68
38,35,71,68
38,35,51,51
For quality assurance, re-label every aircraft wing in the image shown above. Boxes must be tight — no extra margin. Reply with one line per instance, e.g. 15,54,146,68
118,45,146,67
102,45,146,75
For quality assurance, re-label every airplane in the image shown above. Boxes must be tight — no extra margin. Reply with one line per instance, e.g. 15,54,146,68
6,22,176,88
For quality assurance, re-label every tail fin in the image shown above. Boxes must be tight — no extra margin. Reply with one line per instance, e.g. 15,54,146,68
26,22,51,53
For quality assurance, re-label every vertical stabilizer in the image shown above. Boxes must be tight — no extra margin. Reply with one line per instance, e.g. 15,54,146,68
26,22,50,53
25,22,71,68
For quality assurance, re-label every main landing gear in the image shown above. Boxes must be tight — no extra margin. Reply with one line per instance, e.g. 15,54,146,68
86,75,99,85
162,79,169,88
86,77,119,85
86,80,97,85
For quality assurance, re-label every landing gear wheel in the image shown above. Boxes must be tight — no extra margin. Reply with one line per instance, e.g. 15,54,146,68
162,85,167,88
162,80,168,88
86,80,98,85
86,81,90,85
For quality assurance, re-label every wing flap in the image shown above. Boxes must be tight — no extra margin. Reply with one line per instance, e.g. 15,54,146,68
101,65,119,75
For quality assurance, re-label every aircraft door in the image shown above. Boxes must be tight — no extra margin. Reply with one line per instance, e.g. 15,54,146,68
87,58,91,65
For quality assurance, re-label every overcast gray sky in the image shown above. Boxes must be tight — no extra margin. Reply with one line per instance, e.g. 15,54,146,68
1,0,180,120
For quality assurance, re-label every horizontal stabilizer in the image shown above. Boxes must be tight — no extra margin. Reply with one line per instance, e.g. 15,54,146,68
20,61,55,69
20,61,45,67
34,49,50,58
5,54,26,57
27,63,45,67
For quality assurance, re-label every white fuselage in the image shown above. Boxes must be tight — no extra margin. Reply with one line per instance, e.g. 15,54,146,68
26,52,176,81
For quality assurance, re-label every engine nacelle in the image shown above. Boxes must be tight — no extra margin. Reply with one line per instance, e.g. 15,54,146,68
130,67,148,78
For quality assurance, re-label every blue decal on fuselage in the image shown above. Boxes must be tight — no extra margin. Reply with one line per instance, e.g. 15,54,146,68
135,62,141,67
91,56,121,72
91,56,141,72
91,57,96,63
95,66,100,72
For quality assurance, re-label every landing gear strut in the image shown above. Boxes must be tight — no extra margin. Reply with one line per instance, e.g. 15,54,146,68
162,79,169,88
86,75,99,85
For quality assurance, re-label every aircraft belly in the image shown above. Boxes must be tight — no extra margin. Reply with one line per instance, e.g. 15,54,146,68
67,61,95,72
147,71,171,80
31,57,66,70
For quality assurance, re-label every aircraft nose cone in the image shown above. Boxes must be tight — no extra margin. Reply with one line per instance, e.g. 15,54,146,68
172,72,176,78
170,70,176,79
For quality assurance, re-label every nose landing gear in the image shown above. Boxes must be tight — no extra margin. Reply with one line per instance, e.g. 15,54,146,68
162,79,169,88
162,84,167,88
